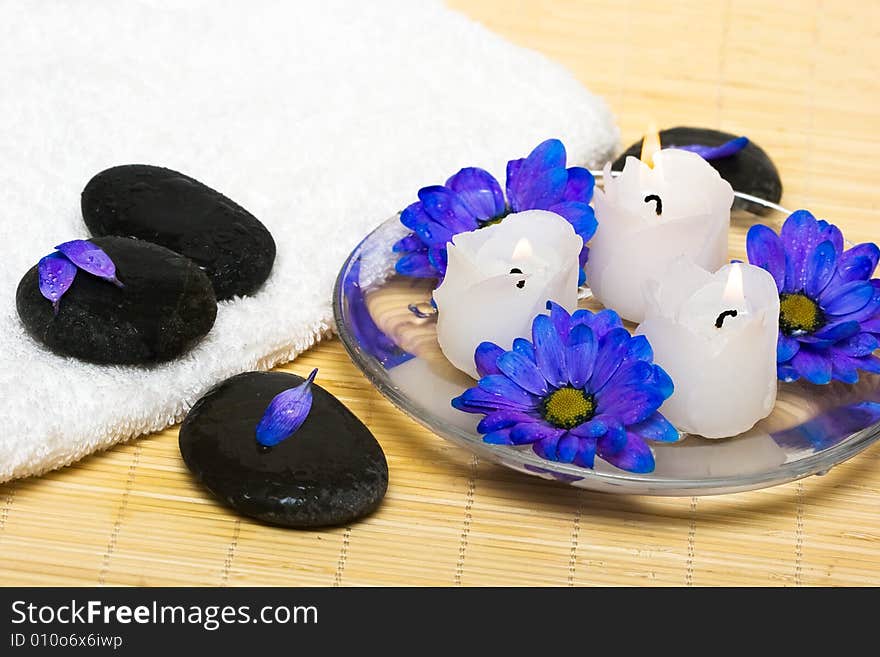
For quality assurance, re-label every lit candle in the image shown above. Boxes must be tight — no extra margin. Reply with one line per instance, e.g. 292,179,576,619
585,131,734,323
433,210,582,378
636,258,779,439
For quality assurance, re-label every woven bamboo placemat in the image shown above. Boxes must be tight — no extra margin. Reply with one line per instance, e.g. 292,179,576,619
1,0,878,586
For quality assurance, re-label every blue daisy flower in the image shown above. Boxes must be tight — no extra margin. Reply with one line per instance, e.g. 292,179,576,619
747,210,880,384
394,139,597,284
451,302,678,474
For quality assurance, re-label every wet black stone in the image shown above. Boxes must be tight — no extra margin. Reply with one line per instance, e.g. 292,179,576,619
613,126,783,213
179,371,388,528
16,236,217,364
81,165,276,299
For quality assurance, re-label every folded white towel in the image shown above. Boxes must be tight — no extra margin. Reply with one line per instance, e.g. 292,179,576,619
0,0,617,482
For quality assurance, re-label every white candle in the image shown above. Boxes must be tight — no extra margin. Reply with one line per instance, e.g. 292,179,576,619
636,258,779,439
585,149,734,323
434,210,582,378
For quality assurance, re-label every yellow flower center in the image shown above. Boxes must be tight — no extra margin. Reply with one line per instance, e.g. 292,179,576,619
779,293,824,335
542,387,595,430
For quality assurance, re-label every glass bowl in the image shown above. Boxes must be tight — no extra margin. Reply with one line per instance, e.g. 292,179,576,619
332,188,880,495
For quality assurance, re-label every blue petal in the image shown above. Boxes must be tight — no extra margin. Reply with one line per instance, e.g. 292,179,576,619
651,365,674,399
573,308,622,338
567,324,597,388
38,252,77,313
777,334,800,363
546,300,572,343
532,434,562,461
497,351,548,396
821,280,874,316
831,357,860,384
512,337,537,362
597,419,627,454
532,314,568,387
56,239,122,287
805,240,837,298
417,185,479,233
781,210,820,292
596,382,665,425
792,349,832,385
392,233,423,253
778,364,800,382
255,369,317,447
562,167,595,202
624,334,653,363
588,328,631,392
569,418,608,438
512,422,563,445
598,433,655,473
629,412,680,443
483,429,514,445
474,341,505,377
478,375,539,408
676,136,749,160
509,168,568,212
400,201,431,230
427,246,448,274
817,220,844,255
813,320,860,342
837,243,879,283
837,333,879,357
477,410,535,433
453,387,533,413
547,201,598,241
395,252,437,278
746,224,786,290
445,167,506,221
574,438,597,468
556,433,580,463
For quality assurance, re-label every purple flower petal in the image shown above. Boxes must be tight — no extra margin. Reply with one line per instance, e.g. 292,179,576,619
630,412,680,443
574,437,597,468
676,136,749,160
562,167,595,203
445,167,505,221
38,252,78,314
399,201,456,248
777,334,800,363
477,374,539,408
837,243,879,283
849,354,880,375
598,432,655,473
596,382,665,425
395,252,437,278
556,433,580,463
417,185,479,233
836,333,879,357
497,351,548,396
746,224,786,290
532,314,568,387
506,140,569,211
597,419,627,454
392,233,423,253
624,334,653,363
512,422,563,445
452,387,533,413
55,239,122,287
474,341,505,377
813,320,860,342
567,324,597,388
791,348,832,385
569,417,608,438
588,328,631,392
532,434,562,460
831,357,860,384
780,210,820,292
255,369,317,447
817,220,844,255
483,429,514,445
650,365,675,399
512,337,536,362
546,301,572,343
427,246,448,273
477,410,536,433
821,280,874,316
778,364,800,382
805,240,837,298
573,308,623,338
547,201,597,241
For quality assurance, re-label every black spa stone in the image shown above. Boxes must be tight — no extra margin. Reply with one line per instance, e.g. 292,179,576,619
179,371,388,528
613,126,783,213
81,164,276,300
16,236,217,364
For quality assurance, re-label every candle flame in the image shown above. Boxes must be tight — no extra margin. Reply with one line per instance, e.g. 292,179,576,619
511,237,533,261
640,122,662,169
723,263,745,304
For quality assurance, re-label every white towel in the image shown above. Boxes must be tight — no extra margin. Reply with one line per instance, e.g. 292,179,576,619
0,0,617,482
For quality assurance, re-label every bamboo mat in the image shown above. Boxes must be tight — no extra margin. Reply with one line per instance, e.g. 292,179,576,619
2,0,879,587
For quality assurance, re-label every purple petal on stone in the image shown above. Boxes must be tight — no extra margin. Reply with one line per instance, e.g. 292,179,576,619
474,341,505,377
255,369,317,447
791,348,833,385
445,167,506,221
478,410,536,433
547,201,598,242
512,337,537,362
38,252,77,314
562,166,595,203
556,433,580,463
483,429,514,445
588,328,631,392
55,239,122,287
532,314,568,387
512,422,563,446
574,437,597,468
780,210,821,292
821,280,874,316
395,252,437,278
630,412,680,443
837,243,880,283
837,333,879,357
392,233,423,253
777,334,800,363
567,324,597,388
497,351,548,396
805,240,837,298
477,374,539,408
598,432,655,474
746,224,786,290
417,185,479,233
676,136,749,160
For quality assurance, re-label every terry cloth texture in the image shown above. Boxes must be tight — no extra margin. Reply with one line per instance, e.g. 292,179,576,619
0,0,618,482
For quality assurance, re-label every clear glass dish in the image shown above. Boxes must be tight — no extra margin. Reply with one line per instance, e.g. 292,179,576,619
332,189,880,495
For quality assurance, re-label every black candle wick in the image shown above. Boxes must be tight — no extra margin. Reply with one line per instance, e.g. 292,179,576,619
644,194,663,215
715,309,738,328
510,268,526,289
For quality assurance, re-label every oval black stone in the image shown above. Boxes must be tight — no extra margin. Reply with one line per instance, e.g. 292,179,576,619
16,236,217,364
179,371,388,528
612,126,783,213
81,165,276,299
